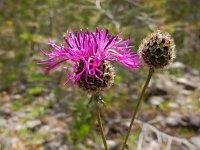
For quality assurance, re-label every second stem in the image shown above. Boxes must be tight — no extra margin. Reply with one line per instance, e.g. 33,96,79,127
121,68,154,150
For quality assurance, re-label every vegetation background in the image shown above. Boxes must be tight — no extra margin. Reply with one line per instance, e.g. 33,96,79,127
0,0,200,149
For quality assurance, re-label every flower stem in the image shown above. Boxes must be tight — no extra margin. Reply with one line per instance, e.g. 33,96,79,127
121,68,154,150
93,94,109,150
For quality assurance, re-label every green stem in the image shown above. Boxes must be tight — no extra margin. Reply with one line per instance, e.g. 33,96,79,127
93,94,109,150
121,68,154,150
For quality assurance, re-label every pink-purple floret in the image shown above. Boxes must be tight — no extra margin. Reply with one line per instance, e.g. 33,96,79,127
38,29,140,84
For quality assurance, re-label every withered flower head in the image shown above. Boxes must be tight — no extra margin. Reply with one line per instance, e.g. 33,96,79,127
139,30,175,69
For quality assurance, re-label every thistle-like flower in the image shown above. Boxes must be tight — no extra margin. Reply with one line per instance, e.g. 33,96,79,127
39,29,140,93
139,30,175,69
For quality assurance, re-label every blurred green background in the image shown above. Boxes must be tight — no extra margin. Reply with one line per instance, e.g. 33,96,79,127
0,0,200,150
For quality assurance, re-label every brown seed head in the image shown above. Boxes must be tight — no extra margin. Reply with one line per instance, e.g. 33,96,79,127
76,60,115,93
139,30,176,69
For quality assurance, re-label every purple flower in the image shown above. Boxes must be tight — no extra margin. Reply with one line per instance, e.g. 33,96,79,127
39,29,140,92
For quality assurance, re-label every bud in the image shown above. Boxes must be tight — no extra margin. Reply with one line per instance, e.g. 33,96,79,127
77,60,115,93
139,30,175,69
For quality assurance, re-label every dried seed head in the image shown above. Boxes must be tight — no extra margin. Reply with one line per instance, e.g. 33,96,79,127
139,30,176,69
76,60,115,93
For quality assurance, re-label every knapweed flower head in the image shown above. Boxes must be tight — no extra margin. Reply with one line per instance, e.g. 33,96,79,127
139,30,175,69
39,29,140,93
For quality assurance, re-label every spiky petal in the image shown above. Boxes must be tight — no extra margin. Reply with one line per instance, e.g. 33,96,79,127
39,29,140,87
